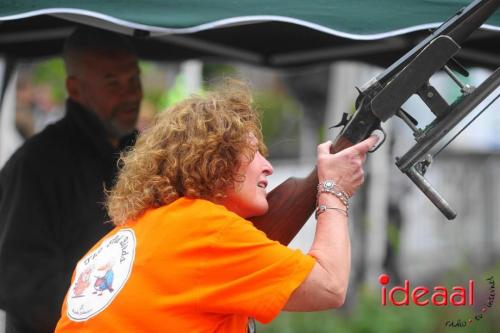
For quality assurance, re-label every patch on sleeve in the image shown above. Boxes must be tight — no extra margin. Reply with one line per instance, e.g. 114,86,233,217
66,229,136,321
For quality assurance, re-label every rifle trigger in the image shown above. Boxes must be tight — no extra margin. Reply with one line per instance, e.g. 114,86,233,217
329,112,350,129
368,126,386,153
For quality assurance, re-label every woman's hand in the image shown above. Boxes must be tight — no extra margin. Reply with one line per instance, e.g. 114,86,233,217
316,136,378,197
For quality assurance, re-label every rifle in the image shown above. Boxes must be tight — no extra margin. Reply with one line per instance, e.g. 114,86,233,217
250,0,500,245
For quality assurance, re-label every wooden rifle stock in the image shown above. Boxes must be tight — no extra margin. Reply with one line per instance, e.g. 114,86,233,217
250,136,355,245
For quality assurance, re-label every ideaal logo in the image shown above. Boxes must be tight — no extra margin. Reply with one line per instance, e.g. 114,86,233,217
378,274,496,328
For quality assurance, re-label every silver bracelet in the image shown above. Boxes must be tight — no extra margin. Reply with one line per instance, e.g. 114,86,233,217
315,204,348,219
317,179,350,208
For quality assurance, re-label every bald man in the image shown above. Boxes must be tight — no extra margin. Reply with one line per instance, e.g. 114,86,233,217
0,26,143,332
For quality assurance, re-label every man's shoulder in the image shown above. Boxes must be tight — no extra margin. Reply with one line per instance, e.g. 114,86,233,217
26,119,70,149
1,119,72,173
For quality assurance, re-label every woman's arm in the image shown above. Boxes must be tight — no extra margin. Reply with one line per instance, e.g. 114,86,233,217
284,136,377,311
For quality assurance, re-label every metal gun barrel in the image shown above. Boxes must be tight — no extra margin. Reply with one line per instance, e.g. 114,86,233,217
406,167,457,220
374,0,500,88
448,0,500,43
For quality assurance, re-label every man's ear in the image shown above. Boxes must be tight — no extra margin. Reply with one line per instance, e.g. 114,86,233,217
66,76,81,102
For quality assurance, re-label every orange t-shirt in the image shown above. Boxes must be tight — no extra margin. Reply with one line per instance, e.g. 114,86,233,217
55,197,315,332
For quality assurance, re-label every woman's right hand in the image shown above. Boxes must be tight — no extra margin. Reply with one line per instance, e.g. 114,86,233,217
316,136,378,197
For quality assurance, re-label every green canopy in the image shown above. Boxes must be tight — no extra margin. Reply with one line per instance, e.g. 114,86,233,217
1,0,499,67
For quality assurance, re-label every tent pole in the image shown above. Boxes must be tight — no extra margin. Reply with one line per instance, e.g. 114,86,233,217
0,57,16,112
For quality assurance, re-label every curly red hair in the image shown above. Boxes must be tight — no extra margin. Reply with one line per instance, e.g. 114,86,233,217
107,79,267,225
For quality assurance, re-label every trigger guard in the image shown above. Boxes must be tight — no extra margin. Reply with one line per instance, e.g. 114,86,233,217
368,127,386,153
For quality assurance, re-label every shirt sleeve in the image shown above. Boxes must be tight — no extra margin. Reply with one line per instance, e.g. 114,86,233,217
196,216,316,323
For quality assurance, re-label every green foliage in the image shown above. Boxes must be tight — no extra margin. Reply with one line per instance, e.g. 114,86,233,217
258,269,500,333
144,88,167,113
254,91,301,159
158,74,199,111
259,288,440,333
31,58,66,103
139,61,201,113
387,222,401,252
138,61,167,113
202,63,237,81
318,125,327,143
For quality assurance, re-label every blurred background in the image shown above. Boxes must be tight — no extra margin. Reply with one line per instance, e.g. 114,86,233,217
1,57,499,333
1,1,500,331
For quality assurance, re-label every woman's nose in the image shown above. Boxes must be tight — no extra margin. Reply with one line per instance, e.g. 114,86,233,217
263,158,273,176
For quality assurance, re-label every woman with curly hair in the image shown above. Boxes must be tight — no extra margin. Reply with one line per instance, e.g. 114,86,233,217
56,80,377,332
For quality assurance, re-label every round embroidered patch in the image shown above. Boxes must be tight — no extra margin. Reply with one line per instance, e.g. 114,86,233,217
66,229,136,321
